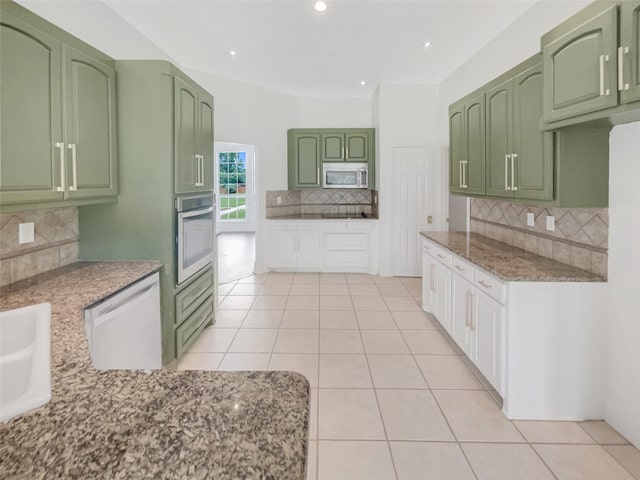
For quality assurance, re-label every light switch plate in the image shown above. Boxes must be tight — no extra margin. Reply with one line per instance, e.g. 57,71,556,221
276,196,282,205
527,212,535,227
546,215,555,232
19,222,35,244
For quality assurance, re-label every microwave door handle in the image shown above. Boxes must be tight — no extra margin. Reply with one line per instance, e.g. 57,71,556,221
357,170,361,188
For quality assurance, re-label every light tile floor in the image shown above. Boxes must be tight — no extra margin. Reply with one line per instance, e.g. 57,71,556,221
178,272,640,480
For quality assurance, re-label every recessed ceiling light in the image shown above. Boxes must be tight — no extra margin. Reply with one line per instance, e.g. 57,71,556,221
314,1,327,12
229,50,237,56
423,41,432,48
360,81,366,86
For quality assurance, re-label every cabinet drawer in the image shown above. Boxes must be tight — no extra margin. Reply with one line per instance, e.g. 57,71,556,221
297,222,321,231
434,247,453,268
347,221,373,231
451,256,474,282
422,239,437,257
272,222,297,231
175,295,214,357
325,233,368,251
325,251,368,268
474,269,507,304
175,267,215,326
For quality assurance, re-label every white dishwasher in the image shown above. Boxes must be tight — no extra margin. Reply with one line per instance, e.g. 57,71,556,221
84,272,162,370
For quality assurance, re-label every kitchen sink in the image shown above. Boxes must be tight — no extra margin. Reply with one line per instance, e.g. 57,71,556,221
0,303,51,423
321,213,369,219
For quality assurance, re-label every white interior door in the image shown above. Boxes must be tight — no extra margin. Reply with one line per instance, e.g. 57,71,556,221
393,147,436,277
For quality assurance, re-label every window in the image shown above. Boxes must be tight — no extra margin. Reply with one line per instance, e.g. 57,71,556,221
218,151,247,221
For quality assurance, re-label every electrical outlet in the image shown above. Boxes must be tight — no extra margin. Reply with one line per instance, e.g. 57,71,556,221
527,212,535,227
276,196,282,205
19,222,35,244
427,215,433,224
546,215,555,232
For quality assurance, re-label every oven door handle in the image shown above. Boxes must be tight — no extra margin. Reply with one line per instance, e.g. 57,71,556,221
178,206,215,219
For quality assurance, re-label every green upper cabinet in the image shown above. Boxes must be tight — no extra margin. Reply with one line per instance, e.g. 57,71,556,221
450,95,485,195
321,134,344,162
620,0,640,104
288,128,375,189
0,2,117,207
289,132,321,189
485,57,552,201
174,78,214,194
485,78,513,197
199,96,215,192
512,62,553,200
174,78,199,194
542,2,619,123
0,12,64,205
321,131,370,162
63,46,117,199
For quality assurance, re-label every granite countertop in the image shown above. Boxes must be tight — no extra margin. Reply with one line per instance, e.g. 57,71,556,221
420,231,605,282
0,262,309,479
267,213,378,220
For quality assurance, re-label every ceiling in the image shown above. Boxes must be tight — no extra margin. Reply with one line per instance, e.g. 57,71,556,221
100,0,537,97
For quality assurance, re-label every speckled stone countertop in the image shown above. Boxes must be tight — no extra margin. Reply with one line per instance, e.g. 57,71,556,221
0,262,310,479
267,213,378,220
420,231,605,282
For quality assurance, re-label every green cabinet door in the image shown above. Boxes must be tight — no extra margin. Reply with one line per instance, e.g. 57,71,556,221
449,104,465,193
0,12,64,204
289,133,321,188
174,77,199,194
620,0,640,105
485,79,513,197
322,134,344,162
199,95,215,191
464,94,486,195
63,45,117,199
542,2,618,123
345,132,368,162
513,63,553,201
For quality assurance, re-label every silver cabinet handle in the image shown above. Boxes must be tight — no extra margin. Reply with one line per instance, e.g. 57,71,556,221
341,146,345,159
469,294,475,331
200,155,204,186
459,161,463,187
346,146,349,159
55,142,65,192
511,153,518,191
505,154,511,191
465,291,471,327
317,167,320,183
599,54,610,96
195,155,204,186
455,265,465,272
618,46,630,91
430,264,436,292
437,253,446,259
68,144,78,191
478,280,492,289
460,160,468,188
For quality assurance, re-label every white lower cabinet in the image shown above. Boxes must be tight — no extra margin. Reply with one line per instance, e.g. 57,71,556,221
421,237,607,421
267,220,378,272
269,222,321,270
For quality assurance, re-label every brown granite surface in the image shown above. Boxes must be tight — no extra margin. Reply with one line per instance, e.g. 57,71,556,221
420,231,605,282
0,262,310,479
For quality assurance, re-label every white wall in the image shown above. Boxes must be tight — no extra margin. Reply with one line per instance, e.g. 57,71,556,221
375,83,440,276
606,122,640,447
299,98,373,128
185,70,300,273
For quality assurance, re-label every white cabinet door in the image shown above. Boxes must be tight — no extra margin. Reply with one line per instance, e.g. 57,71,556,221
422,252,437,316
434,263,451,332
297,230,321,268
450,272,473,355
270,230,297,268
473,290,504,394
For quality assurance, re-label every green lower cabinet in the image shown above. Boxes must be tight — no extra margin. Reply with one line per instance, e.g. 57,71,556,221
621,0,640,105
289,132,321,188
542,2,619,123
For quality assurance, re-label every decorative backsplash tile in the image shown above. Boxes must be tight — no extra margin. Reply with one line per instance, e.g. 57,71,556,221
266,189,377,218
0,207,79,286
469,199,608,277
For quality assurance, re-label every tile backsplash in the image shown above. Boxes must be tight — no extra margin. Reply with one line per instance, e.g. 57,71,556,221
0,207,79,286
266,189,377,217
469,199,608,277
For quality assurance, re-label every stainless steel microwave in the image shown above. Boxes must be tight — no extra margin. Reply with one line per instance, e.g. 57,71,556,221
323,163,368,189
